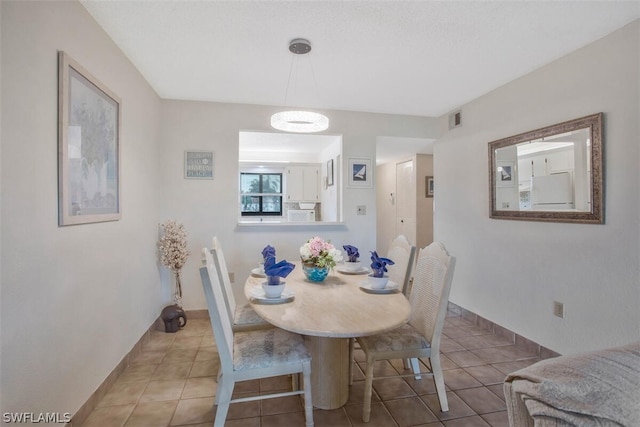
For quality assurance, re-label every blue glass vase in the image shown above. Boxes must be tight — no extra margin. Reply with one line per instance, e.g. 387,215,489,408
303,265,329,282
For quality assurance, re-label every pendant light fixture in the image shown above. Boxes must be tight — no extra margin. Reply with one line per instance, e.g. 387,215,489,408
271,38,329,133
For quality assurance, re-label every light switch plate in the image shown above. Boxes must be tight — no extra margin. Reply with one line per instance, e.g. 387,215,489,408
553,301,564,318
357,205,366,215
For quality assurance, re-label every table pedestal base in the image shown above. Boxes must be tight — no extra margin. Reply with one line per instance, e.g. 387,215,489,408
305,336,350,410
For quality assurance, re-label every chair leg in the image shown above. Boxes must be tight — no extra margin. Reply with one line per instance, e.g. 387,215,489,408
362,356,375,422
430,353,449,412
410,357,422,380
291,372,300,391
214,376,234,427
214,370,223,405
302,360,314,427
402,357,422,379
348,338,354,385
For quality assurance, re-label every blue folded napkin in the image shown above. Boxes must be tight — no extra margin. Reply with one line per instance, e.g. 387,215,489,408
343,245,360,262
262,245,276,260
370,251,394,277
265,259,296,278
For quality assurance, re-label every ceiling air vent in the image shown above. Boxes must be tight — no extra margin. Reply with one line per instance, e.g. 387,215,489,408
448,110,462,130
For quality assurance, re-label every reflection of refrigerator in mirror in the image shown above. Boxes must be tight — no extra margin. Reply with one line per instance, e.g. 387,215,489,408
519,187,531,210
531,172,574,210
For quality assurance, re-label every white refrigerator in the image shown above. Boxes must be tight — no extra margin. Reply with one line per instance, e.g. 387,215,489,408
531,172,574,210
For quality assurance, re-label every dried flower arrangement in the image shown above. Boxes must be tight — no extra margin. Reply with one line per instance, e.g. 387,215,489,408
158,220,190,306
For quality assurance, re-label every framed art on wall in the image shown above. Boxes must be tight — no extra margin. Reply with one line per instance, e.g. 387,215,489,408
426,176,434,197
327,159,334,186
496,161,515,188
58,51,121,226
184,150,214,179
347,157,373,188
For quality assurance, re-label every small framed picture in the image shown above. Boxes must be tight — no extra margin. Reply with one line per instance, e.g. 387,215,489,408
426,176,434,198
496,161,515,187
184,151,214,179
347,157,373,188
327,159,334,186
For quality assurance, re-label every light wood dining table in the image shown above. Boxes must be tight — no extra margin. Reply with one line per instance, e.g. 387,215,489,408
244,262,411,410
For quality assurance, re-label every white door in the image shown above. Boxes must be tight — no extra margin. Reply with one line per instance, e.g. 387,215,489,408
396,160,416,243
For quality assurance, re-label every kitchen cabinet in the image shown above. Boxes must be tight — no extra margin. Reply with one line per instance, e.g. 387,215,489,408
285,165,320,202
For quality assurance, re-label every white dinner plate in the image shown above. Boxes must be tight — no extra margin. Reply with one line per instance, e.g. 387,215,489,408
335,265,371,275
359,281,400,294
250,287,295,304
251,268,266,277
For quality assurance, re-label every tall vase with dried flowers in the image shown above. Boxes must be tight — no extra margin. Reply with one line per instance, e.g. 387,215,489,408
158,220,190,307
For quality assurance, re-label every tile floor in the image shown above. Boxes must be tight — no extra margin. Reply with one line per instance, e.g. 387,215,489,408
79,313,541,426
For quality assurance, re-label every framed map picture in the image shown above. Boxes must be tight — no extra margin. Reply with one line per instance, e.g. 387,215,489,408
58,51,121,226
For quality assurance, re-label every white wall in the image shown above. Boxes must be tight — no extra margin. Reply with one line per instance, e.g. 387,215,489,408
376,161,396,255
415,154,434,248
434,20,640,355
1,0,162,417
320,140,342,222
158,100,439,309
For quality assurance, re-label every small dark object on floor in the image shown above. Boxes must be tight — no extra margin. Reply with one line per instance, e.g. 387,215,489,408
161,304,187,333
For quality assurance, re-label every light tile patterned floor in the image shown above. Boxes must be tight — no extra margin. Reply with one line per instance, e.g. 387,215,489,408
79,313,541,426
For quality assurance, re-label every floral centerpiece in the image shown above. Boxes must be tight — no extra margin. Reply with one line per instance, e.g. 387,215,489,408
300,236,343,282
158,220,190,306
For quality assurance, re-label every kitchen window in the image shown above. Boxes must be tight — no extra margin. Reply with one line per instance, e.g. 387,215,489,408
240,172,283,216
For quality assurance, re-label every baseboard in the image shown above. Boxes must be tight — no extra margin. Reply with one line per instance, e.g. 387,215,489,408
447,302,561,359
185,309,209,319
69,310,202,426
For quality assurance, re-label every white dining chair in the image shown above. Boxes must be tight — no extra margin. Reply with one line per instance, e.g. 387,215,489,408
356,242,456,422
349,234,421,384
386,235,420,377
386,234,416,296
349,235,418,383
210,236,271,332
200,248,314,427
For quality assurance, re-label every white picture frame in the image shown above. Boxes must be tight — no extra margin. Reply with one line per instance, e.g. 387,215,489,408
58,51,121,226
347,157,373,188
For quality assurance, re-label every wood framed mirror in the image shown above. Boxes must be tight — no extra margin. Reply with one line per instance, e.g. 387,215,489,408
489,113,603,224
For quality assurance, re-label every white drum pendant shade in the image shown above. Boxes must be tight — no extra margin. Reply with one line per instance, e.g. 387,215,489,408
271,39,329,133
271,110,329,133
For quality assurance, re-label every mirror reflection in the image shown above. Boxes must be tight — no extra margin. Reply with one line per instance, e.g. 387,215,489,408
489,113,603,224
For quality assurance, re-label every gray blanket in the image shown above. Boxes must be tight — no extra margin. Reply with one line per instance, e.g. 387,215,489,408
504,342,640,427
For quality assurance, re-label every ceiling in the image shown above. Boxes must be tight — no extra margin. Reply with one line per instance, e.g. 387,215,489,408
80,1,639,119
79,1,638,165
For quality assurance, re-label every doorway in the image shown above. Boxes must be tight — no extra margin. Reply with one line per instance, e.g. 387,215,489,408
375,137,435,255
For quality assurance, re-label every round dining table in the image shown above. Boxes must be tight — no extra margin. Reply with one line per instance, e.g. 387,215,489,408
244,262,411,410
